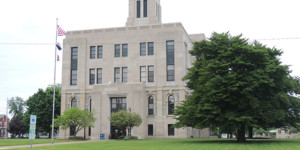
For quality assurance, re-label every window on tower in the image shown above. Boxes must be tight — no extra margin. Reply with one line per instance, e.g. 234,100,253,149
137,0,141,18
144,0,147,17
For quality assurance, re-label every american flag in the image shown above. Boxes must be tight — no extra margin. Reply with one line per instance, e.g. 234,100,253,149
57,25,66,36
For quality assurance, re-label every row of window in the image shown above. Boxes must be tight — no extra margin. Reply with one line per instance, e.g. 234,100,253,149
71,41,174,85
114,67,128,83
70,94,174,116
90,46,103,59
89,68,103,85
278,128,289,134
90,42,154,59
88,66,156,85
148,95,175,116
148,124,174,136
115,44,128,57
140,42,154,56
140,65,154,82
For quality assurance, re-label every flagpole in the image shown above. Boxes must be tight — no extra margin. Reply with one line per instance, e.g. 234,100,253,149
51,18,58,144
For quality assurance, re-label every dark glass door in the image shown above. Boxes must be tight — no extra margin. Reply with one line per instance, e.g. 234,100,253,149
110,97,127,139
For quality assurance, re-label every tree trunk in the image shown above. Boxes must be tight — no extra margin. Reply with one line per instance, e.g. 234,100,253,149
237,125,246,142
128,127,132,136
84,127,86,140
248,127,253,139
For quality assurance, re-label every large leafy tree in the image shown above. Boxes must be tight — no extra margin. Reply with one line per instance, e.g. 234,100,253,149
24,85,61,138
55,107,95,138
8,116,26,138
8,97,25,119
174,32,300,142
8,97,26,137
110,110,142,136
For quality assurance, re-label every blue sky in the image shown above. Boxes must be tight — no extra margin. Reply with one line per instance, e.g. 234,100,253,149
1,0,300,114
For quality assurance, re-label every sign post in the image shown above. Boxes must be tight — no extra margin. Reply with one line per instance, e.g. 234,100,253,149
29,115,37,150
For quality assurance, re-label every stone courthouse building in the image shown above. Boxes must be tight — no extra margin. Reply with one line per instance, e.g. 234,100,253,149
60,0,212,139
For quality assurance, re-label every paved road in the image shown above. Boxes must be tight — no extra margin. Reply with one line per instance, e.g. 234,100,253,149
0,140,99,150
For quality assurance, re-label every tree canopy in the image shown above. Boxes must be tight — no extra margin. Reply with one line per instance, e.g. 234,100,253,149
24,85,61,138
110,110,142,136
8,116,26,138
8,97,25,119
55,107,95,138
174,32,300,142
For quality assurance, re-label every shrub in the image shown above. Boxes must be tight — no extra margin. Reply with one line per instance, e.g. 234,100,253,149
123,136,138,140
11,134,16,139
118,136,126,139
68,136,85,140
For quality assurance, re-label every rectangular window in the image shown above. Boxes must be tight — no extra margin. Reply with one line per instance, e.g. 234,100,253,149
137,0,141,18
90,46,96,59
115,44,120,57
140,66,146,82
167,65,175,81
89,127,91,136
97,46,103,58
71,48,78,70
148,42,154,55
148,96,154,115
111,97,127,113
122,67,128,83
122,44,128,57
71,47,78,85
114,67,120,83
166,41,174,65
148,124,153,136
166,41,175,81
71,70,77,85
140,43,146,56
97,68,102,84
148,65,154,82
168,124,174,136
144,0,147,17
89,69,95,85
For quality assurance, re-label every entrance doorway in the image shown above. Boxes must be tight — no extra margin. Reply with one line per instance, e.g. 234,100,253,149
110,97,127,139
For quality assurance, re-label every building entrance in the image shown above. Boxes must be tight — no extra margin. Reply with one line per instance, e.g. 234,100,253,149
110,97,127,139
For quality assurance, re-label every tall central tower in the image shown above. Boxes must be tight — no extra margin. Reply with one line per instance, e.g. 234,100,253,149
126,0,162,26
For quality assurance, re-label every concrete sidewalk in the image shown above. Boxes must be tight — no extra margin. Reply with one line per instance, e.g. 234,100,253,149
0,140,99,150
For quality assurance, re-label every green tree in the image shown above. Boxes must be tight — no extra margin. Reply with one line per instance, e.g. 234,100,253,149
8,97,26,137
110,110,128,131
8,97,25,119
55,107,95,138
110,110,142,136
174,32,300,142
8,116,26,138
24,85,61,138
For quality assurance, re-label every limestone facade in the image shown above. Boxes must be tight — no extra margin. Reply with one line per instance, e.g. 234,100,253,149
59,0,212,139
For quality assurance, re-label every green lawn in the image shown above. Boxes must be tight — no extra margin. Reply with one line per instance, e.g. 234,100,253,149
4,138,300,150
0,139,73,147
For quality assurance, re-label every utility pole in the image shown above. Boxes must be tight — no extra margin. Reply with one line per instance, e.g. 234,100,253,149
5,98,8,139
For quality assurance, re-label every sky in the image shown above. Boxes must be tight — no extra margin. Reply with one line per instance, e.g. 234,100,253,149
0,0,300,115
